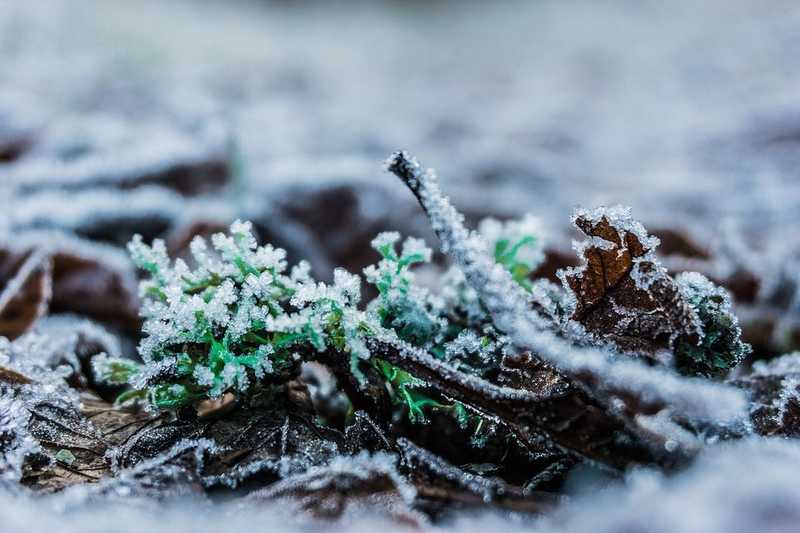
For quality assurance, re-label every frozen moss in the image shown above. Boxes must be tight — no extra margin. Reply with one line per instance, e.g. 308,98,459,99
674,272,751,378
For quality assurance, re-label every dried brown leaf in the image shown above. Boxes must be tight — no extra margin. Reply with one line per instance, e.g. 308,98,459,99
562,212,699,357
0,249,52,340
50,249,139,332
22,393,162,493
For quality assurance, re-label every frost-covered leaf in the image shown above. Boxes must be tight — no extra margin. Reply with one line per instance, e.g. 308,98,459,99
0,366,32,386
200,399,341,489
23,398,111,492
9,186,227,247
17,316,124,390
70,439,212,503
245,451,423,525
734,353,800,437
0,249,52,340
0,395,37,485
673,272,750,378
560,206,700,359
367,333,672,471
397,438,561,515
12,392,159,494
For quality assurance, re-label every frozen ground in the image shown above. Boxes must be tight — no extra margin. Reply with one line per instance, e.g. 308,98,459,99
2,0,800,531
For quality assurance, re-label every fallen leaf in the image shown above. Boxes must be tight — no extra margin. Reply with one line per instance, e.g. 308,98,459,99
560,207,700,357
50,248,139,332
734,354,800,438
0,249,52,339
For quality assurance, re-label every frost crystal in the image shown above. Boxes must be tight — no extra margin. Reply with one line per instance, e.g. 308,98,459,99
0,396,37,484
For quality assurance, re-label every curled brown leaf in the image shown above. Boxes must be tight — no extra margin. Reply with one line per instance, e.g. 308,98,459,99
561,209,699,358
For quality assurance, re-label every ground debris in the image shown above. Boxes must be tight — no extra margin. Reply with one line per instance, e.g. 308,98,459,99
734,353,800,437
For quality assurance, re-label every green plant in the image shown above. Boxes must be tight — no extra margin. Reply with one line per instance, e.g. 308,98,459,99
674,272,752,378
101,220,369,409
96,214,546,431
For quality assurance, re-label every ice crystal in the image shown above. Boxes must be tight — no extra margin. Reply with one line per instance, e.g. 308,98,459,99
0,395,37,484
0,326,93,485
364,232,440,348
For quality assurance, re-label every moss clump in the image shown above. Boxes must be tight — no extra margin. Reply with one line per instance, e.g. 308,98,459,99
674,272,752,378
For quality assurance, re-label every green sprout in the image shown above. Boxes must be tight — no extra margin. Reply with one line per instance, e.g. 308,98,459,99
365,232,441,347
96,220,369,410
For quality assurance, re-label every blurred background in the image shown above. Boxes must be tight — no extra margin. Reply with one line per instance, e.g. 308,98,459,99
2,0,799,354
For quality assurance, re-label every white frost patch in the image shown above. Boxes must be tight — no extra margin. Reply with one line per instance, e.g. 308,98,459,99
1,439,799,533
751,352,800,377
523,438,800,533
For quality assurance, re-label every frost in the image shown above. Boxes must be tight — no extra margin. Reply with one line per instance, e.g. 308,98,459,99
370,232,401,253
364,232,441,350
371,327,546,404
770,377,800,428
571,205,661,255
751,352,800,377
113,220,375,409
674,272,751,377
387,151,747,423
0,322,100,485
397,438,508,503
444,330,485,360
0,395,37,484
10,186,233,235
249,450,416,506
479,213,546,276
8,115,229,197
523,438,800,533
66,438,214,505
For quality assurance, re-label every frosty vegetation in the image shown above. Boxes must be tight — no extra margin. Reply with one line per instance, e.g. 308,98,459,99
96,206,549,437
39,150,749,487
385,151,749,425
2,147,798,532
